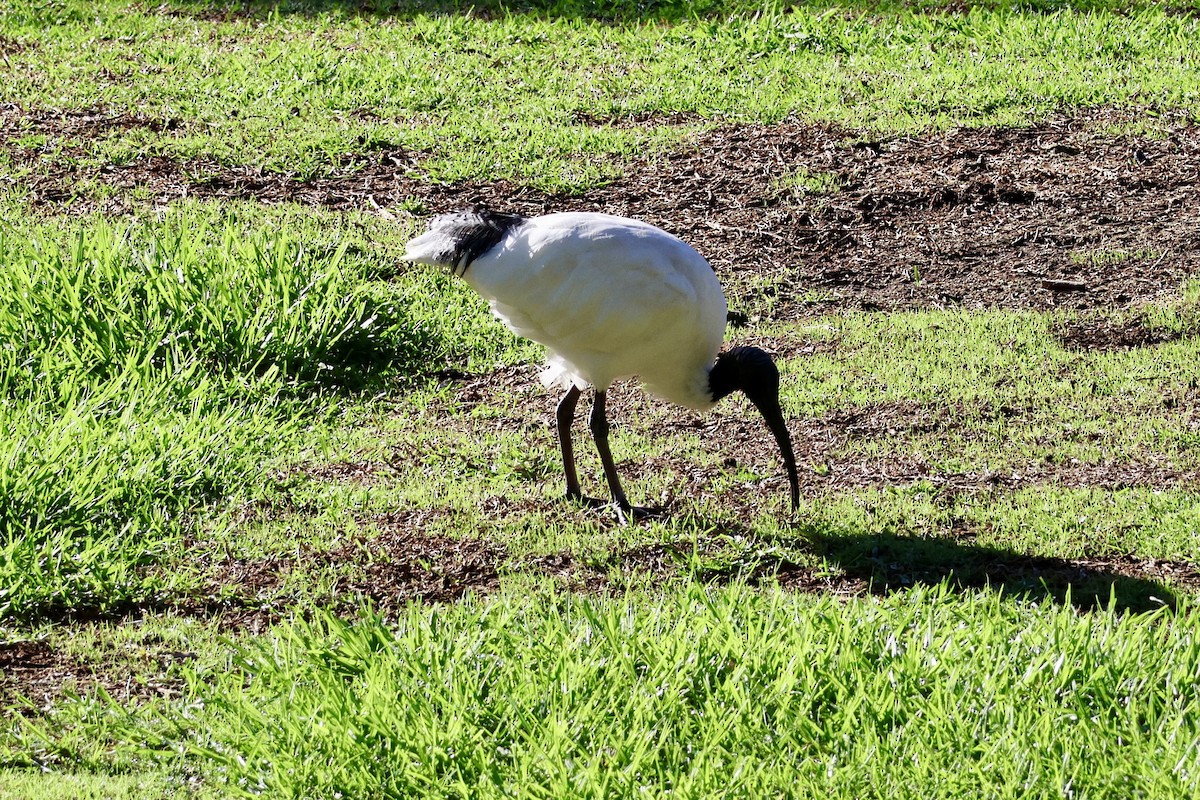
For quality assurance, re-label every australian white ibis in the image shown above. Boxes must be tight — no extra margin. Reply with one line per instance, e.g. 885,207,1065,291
403,208,799,519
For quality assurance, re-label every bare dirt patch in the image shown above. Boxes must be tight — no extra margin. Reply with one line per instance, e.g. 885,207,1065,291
0,640,89,715
1054,313,1192,350
0,36,29,56
0,636,188,719
191,512,505,617
7,105,1200,317
1,104,180,140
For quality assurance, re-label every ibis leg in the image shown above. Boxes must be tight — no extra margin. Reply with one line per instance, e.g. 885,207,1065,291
556,385,583,501
588,390,631,512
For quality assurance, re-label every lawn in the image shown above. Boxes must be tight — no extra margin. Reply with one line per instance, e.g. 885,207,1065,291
1,0,1199,797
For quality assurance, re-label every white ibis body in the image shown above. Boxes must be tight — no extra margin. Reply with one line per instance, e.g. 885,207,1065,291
404,209,799,516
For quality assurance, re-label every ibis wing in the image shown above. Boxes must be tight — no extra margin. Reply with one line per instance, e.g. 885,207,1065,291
476,235,706,350
461,212,727,400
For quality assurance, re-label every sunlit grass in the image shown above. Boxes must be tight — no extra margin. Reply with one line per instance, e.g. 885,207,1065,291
3,2,1200,190
12,585,1199,799
3,1,1200,797
0,203,424,622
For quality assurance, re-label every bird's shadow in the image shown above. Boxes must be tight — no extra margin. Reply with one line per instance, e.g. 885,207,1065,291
680,517,1183,614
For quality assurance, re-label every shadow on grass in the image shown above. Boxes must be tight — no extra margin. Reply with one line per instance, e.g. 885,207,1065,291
690,520,1185,614
258,297,447,398
820,528,1182,613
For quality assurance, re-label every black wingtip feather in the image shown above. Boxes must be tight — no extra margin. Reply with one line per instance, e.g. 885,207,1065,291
429,207,528,274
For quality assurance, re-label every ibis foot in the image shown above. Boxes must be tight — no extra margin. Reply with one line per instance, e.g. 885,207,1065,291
611,503,660,525
565,493,660,524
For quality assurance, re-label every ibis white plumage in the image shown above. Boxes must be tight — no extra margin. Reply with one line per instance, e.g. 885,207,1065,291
404,208,799,517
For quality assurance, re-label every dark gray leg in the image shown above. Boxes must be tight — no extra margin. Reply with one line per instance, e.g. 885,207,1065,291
556,385,583,501
588,390,631,513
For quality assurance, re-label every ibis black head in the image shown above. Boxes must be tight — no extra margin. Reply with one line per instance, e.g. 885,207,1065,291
709,346,800,512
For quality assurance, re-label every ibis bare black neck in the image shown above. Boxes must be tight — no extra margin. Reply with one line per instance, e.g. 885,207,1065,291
709,346,800,511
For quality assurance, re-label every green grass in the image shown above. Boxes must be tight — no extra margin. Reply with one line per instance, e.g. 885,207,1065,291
10,585,1200,798
0,771,196,800
781,307,1200,470
189,587,1198,799
3,1,1200,191
0,202,427,621
2,0,1200,797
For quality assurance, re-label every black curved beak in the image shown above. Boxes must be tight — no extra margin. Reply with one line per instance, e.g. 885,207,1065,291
744,383,800,513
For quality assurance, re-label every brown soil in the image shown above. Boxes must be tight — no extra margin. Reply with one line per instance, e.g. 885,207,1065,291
0,636,189,719
194,514,505,615
8,105,1199,318
3,104,1199,705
